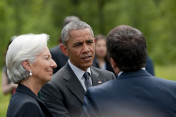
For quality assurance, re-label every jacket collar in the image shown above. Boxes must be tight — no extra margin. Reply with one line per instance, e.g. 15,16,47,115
118,69,151,79
63,63,102,104
17,84,43,103
68,59,91,82
63,63,85,104
17,84,53,116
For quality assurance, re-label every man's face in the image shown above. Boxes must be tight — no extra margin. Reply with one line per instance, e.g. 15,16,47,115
66,28,95,71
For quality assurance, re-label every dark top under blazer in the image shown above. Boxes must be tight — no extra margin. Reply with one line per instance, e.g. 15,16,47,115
50,46,68,74
6,84,52,117
40,63,115,117
82,70,176,117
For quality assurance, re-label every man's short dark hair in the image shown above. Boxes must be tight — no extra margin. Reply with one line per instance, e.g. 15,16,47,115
107,25,147,72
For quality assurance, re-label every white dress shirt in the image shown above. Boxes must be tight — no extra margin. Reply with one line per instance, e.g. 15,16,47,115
68,60,92,91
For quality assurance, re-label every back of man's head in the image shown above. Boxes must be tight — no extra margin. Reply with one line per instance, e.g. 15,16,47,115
107,25,147,72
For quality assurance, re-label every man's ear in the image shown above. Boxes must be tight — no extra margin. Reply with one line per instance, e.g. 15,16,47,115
110,57,120,75
60,44,68,56
110,58,116,68
22,60,31,71
94,38,96,44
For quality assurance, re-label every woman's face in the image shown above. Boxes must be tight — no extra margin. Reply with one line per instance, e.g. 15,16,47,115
95,39,107,58
30,46,57,83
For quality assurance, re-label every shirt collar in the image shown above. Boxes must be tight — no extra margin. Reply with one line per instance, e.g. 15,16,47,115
68,59,91,80
117,67,145,77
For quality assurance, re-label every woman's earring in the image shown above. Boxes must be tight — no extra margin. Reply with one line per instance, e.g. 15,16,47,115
29,70,32,76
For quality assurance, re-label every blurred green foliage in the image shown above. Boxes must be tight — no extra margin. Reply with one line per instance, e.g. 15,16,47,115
0,0,176,67
155,65,176,81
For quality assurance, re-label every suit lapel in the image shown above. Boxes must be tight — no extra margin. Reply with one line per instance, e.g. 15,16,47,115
63,63,85,104
91,67,103,86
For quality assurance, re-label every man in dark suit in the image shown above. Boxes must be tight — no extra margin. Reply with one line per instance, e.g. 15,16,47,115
40,21,115,117
81,25,176,117
50,16,80,74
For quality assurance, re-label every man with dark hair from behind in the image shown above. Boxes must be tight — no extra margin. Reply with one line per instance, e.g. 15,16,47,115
81,25,176,117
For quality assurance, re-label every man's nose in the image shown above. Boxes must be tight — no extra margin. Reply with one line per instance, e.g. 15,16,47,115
82,43,89,53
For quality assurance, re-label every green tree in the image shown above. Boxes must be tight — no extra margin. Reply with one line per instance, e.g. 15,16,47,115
0,0,176,67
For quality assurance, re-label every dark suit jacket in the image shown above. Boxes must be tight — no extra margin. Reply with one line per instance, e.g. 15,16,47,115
146,56,155,76
40,63,115,117
82,70,176,117
6,84,52,117
50,45,68,74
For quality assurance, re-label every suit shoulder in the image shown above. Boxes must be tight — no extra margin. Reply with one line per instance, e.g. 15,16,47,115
52,65,67,77
8,92,40,112
88,79,116,95
12,92,38,104
20,98,39,107
91,67,116,79
8,96,42,117
47,65,68,86
92,66,114,75
152,76,176,87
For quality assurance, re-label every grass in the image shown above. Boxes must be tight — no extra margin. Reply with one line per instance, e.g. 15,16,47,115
155,65,176,81
0,65,175,116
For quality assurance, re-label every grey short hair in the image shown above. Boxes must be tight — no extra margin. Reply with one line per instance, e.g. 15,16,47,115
6,34,49,84
61,20,94,45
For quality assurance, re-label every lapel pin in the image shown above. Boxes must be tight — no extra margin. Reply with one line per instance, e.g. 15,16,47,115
98,81,102,84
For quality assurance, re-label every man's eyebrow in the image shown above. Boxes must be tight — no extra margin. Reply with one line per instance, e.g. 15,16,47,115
86,39,94,42
73,41,83,46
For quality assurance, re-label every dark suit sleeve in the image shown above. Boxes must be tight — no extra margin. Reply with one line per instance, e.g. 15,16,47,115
40,82,70,117
15,102,43,117
81,90,98,117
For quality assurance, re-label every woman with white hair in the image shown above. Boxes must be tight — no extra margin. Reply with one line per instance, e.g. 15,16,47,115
6,34,57,117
